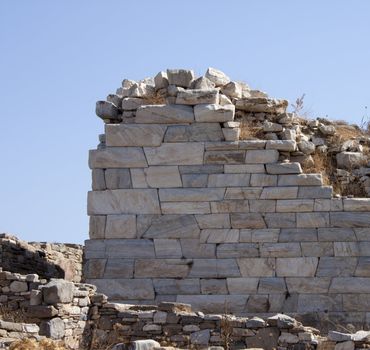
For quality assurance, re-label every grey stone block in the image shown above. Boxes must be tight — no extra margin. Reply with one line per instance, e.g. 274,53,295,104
167,69,195,87
260,243,301,257
194,104,234,122
317,257,357,277
154,239,182,258
250,174,277,187
264,213,296,228
92,169,106,190
189,259,240,278
89,215,106,239
227,277,259,293
258,277,287,293
330,277,370,293
237,258,275,277
224,187,263,200
176,89,219,105
276,257,318,276
217,243,259,258
105,239,155,258
261,187,298,199
245,150,279,164
131,166,182,188
276,199,314,212
89,147,148,168
42,280,74,304
159,188,225,202
136,104,194,123
134,259,190,278
204,150,246,164
200,229,239,243
103,259,134,278
266,163,302,174
161,201,211,214
224,164,265,173
278,174,323,186
105,169,132,189
250,229,279,242
298,186,333,199
195,214,230,229
179,164,223,174
318,228,356,241
164,123,223,142
343,198,370,211
105,215,136,239
180,239,216,258
208,173,250,187
298,294,343,312
230,213,266,229
153,279,200,295
286,277,331,293
301,242,333,256
279,228,317,242
182,174,208,187
200,279,228,294
355,257,370,277
296,212,330,228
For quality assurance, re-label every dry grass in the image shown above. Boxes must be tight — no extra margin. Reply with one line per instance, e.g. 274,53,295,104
239,119,263,140
302,152,333,186
0,305,28,323
333,124,364,141
144,89,166,105
9,339,66,350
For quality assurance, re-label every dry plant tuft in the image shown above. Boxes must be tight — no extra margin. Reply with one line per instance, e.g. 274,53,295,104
89,323,128,350
144,89,166,105
291,94,305,115
9,338,66,350
239,119,263,140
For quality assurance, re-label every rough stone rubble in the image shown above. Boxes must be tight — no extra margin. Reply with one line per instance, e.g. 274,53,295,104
86,67,370,329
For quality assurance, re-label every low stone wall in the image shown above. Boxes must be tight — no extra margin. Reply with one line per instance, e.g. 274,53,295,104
0,234,83,282
1,268,369,349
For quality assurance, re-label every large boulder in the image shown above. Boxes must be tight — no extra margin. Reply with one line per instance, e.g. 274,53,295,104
42,280,74,304
336,152,367,169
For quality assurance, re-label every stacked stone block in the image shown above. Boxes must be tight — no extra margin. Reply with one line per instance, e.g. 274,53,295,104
86,68,370,326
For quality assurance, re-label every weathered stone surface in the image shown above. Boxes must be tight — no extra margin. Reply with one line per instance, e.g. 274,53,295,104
298,294,343,312
318,228,356,241
164,123,223,142
278,174,323,186
131,166,182,188
40,318,65,340
250,174,277,187
192,76,215,89
154,71,169,89
224,164,265,173
230,213,266,229
287,277,331,293
258,277,286,293
153,279,200,295
208,173,250,187
298,186,333,199
298,140,315,154
355,257,370,277
260,243,301,257
222,127,240,141
245,150,279,164
103,259,134,278
276,257,318,277
42,280,74,304
235,97,288,113
265,213,296,228
336,152,367,169
142,215,200,239
92,169,106,190
237,258,275,277
261,187,298,199
105,169,132,189
194,104,235,122
180,239,215,258
317,257,357,277
195,214,230,229
279,228,317,242
167,69,195,87
89,148,148,168
88,189,160,215
334,341,355,350
9,281,28,292
136,104,194,124
330,212,370,227
135,259,190,278
189,259,240,278
200,279,228,294
161,202,211,214
250,229,280,242
266,140,296,151
176,89,219,105
221,81,243,98
276,199,314,212
182,173,208,187
297,212,330,228
204,150,245,164
266,162,302,174
159,188,224,202
315,198,343,212
190,329,210,345
227,277,259,293
96,101,120,121
179,164,223,174
121,97,151,110
89,278,155,300
301,242,333,256
205,67,230,86
217,243,259,258
105,239,155,258
144,143,204,165
200,229,239,243
343,198,370,211
334,242,360,256
224,187,263,200
105,215,136,239
105,124,166,147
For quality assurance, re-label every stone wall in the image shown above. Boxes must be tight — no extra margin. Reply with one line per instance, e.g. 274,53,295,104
0,234,83,282
85,68,370,328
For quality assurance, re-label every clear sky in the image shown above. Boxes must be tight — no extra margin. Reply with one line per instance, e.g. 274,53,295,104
1,1,369,244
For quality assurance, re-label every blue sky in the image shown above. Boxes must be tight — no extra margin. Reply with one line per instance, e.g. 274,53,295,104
0,1,369,244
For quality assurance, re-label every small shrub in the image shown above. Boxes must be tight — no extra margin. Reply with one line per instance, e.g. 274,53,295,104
9,339,66,350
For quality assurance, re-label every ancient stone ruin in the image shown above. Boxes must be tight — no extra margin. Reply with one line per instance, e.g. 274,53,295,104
85,67,370,330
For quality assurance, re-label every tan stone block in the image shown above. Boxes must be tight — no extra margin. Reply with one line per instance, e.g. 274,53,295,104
89,147,147,168
144,142,204,165
195,214,230,229
135,259,190,278
251,229,280,242
297,212,330,228
278,174,323,186
131,166,182,188
210,200,249,213
258,277,287,293
301,242,333,256
164,123,223,142
105,124,166,146
87,189,160,215
189,259,240,278
249,200,276,213
88,278,154,300
264,213,296,228
142,214,200,239
237,258,275,277
245,150,279,164
136,104,194,124
105,215,136,239
279,228,317,242
286,277,331,293
224,187,263,200
204,150,246,164
217,243,259,258
276,199,314,212
250,174,277,186
208,173,250,187
230,213,266,229
355,257,370,277
224,164,265,173
154,239,182,258
200,279,228,294
343,198,370,211
276,257,318,277
159,188,224,201
180,239,216,258
161,202,211,214
331,212,370,227
260,187,298,199
260,243,301,257
227,278,259,293
200,229,239,243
